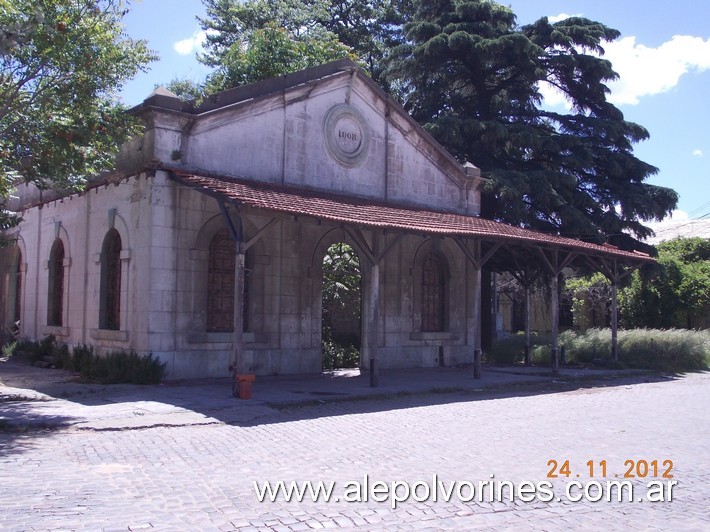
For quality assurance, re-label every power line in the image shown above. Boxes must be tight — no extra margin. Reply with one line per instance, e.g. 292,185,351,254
685,201,710,219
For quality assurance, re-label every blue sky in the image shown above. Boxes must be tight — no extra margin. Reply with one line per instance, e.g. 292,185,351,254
119,0,710,228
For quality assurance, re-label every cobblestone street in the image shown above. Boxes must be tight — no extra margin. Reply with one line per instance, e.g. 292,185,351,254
1,370,708,530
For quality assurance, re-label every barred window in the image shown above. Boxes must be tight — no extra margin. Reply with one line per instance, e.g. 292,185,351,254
100,229,121,330
206,230,250,332
421,253,446,332
47,239,65,326
207,230,235,332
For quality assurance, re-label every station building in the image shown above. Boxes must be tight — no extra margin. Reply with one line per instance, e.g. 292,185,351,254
0,60,649,380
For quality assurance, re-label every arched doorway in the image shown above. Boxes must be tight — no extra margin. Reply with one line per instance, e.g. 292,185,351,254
321,242,362,370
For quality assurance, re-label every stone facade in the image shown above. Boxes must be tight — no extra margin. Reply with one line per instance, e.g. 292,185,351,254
0,61,487,379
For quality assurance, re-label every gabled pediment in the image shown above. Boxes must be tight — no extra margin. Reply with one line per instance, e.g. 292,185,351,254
121,60,483,215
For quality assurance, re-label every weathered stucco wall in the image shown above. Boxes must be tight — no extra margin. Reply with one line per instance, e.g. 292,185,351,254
129,69,480,216
0,63,484,379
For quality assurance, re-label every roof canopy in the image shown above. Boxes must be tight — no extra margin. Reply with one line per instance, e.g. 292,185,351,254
170,170,653,267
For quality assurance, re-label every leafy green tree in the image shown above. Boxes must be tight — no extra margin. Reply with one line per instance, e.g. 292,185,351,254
0,0,155,227
322,242,361,340
658,237,710,263
564,273,611,330
161,78,205,102
204,22,357,93
620,238,710,328
199,0,413,89
322,242,361,368
386,0,677,251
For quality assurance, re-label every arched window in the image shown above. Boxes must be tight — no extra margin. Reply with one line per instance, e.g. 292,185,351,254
100,229,122,330
421,253,446,332
47,239,65,326
206,230,250,332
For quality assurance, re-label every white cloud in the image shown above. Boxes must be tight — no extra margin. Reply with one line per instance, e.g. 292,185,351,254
174,30,209,56
537,81,568,108
548,13,581,23
644,210,710,244
644,209,688,241
538,34,710,108
693,149,703,157
603,35,710,105
650,209,689,227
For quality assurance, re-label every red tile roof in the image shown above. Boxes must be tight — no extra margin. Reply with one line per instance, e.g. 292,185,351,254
170,171,653,263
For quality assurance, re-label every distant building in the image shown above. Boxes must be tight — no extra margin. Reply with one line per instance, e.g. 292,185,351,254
645,218,710,245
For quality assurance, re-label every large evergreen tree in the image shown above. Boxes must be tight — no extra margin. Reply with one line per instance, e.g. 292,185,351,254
386,0,677,251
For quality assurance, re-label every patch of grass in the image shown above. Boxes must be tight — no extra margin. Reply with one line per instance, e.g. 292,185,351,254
491,328,709,373
555,328,710,372
617,329,709,372
533,329,710,372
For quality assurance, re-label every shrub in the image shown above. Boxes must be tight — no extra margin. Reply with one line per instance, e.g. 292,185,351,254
12,338,39,358
557,328,710,372
489,328,709,373
617,329,709,372
485,333,526,365
322,337,359,370
556,329,610,364
485,332,548,365
66,344,96,374
2,340,17,358
8,335,63,365
531,344,551,366
78,349,166,384
5,336,165,384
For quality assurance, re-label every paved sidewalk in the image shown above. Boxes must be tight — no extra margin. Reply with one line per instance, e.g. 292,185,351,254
1,356,707,530
0,356,656,431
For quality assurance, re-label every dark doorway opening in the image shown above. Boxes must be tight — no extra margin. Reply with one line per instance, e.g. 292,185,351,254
321,242,362,370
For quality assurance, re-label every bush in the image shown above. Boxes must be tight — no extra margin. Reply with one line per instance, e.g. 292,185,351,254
485,333,526,365
322,337,359,370
531,344,551,366
2,340,17,358
485,332,548,365
556,328,710,372
14,339,39,362
4,336,165,384
489,328,709,373
7,335,64,365
69,344,96,374
617,329,709,372
82,350,166,384
556,329,611,364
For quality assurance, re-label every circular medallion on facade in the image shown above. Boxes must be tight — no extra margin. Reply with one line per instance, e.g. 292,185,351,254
323,104,371,167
